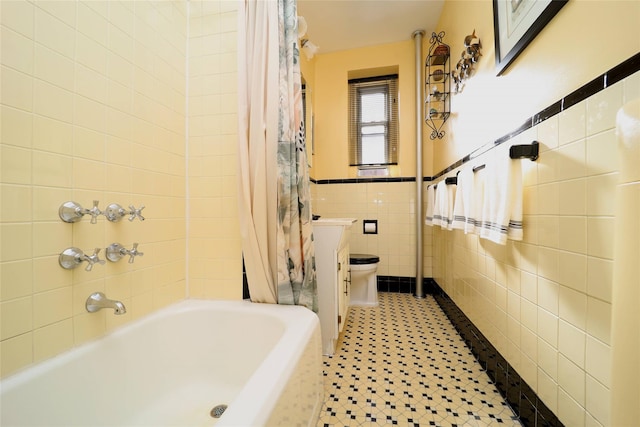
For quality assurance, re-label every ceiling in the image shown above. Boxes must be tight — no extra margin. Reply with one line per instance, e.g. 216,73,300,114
296,0,445,54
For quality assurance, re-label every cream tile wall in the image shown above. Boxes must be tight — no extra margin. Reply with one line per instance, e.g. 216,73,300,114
1,0,188,378
431,71,640,427
187,0,241,299
312,181,430,278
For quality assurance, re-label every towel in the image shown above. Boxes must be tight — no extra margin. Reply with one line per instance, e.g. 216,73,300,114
432,181,446,229
470,167,485,235
425,184,435,226
445,181,456,230
433,180,455,230
479,149,523,244
451,168,476,233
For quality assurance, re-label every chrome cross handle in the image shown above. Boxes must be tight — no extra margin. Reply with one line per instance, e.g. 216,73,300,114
128,205,145,222
106,242,144,264
87,200,102,224
59,247,106,271
105,204,145,222
126,243,144,263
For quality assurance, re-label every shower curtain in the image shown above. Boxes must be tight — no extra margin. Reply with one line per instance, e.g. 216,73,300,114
238,0,317,312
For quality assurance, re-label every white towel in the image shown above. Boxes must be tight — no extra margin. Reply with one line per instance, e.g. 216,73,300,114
432,181,446,229
425,184,435,226
470,167,485,235
479,150,523,244
451,168,475,233
445,182,456,230
433,180,455,230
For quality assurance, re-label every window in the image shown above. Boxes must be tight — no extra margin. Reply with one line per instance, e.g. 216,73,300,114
348,75,398,167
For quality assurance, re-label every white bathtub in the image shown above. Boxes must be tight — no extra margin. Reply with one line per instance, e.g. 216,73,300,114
0,299,323,427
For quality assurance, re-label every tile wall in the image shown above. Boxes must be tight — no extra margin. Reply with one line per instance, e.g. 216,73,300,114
311,180,431,279
0,0,188,378
431,70,640,427
187,0,241,299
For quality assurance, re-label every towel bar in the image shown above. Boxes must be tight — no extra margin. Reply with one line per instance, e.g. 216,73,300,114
472,164,486,172
509,141,539,161
445,176,457,185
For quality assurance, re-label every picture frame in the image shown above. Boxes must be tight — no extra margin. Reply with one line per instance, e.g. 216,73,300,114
493,0,568,75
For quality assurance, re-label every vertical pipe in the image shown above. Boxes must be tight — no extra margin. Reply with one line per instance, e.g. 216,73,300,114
185,0,191,299
413,30,425,298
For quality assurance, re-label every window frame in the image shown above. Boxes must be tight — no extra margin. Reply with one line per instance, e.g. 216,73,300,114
348,74,399,167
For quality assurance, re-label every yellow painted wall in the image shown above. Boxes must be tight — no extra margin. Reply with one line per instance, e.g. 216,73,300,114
308,39,427,278
434,0,640,172
312,39,427,179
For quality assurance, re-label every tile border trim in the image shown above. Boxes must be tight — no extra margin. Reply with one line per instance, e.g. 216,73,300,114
311,177,418,184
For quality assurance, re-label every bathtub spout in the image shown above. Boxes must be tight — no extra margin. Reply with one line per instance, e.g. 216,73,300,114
86,292,126,315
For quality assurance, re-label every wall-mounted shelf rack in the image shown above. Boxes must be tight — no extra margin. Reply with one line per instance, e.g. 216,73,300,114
425,31,450,140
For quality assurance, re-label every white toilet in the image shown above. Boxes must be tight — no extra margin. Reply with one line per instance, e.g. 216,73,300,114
349,254,380,306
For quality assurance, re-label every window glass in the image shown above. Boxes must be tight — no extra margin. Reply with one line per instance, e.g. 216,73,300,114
348,75,398,167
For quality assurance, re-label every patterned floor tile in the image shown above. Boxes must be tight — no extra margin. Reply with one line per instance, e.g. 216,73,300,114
317,293,522,427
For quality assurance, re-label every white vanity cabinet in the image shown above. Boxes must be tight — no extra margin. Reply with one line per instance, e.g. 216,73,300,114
337,245,350,333
312,218,356,355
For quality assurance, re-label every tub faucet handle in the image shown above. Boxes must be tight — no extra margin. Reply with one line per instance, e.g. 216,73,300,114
128,205,145,222
126,242,144,263
87,200,103,224
59,200,102,223
105,203,145,222
59,247,105,271
82,248,106,271
106,242,144,264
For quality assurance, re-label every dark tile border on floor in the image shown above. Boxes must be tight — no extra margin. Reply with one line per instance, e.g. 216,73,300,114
376,276,440,295
428,278,564,427
376,275,415,293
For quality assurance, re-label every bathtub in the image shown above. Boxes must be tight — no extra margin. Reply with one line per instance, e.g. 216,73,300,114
0,299,323,427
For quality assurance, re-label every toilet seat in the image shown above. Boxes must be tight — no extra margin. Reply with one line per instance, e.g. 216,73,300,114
350,254,380,264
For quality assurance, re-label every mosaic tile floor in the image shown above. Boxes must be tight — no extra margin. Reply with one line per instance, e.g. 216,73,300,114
318,293,523,427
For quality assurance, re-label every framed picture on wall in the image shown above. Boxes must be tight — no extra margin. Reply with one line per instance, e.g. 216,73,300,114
493,0,568,75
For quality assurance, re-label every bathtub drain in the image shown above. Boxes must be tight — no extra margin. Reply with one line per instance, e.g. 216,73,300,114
210,404,228,419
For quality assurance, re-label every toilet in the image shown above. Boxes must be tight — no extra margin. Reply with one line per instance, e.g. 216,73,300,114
349,254,380,306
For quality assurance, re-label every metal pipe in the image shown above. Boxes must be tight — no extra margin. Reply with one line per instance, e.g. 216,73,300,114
412,29,425,298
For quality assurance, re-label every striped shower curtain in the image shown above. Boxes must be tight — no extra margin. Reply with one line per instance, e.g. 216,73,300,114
237,0,317,312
